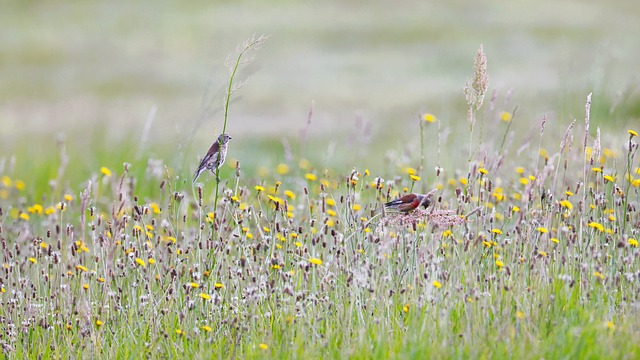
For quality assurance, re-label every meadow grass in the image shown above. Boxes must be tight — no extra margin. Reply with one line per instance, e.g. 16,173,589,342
2,17,640,357
1,78,640,358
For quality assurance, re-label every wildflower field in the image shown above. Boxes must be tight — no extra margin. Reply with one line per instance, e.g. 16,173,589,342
3,1,640,358
2,37,640,358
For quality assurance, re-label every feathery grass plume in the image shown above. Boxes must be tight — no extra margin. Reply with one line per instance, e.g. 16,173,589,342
463,45,489,115
593,127,601,165
580,93,592,246
552,119,576,193
212,34,269,215
560,120,576,155
463,45,489,162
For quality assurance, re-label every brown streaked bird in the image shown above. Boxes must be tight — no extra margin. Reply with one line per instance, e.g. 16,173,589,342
193,133,232,183
384,193,432,213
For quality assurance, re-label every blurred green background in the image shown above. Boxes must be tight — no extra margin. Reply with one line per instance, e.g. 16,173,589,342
1,0,639,180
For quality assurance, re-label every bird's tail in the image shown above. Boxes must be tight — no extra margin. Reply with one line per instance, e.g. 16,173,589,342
193,166,205,183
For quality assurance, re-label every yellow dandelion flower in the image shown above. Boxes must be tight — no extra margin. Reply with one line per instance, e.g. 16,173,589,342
519,177,529,185
422,113,437,123
259,343,269,350
1,176,11,187
512,206,520,213
405,167,417,175
495,260,504,267
83,284,89,290
491,228,502,235
628,238,638,247
409,174,421,181
565,190,574,196
29,204,43,214
516,311,525,319
28,257,37,264
201,325,212,332
299,158,312,170
326,198,336,206
304,173,317,181
100,167,112,177
442,230,453,237
593,271,605,280
267,195,284,204
327,209,337,217
591,167,602,173
97,277,105,283
175,329,184,336
76,265,88,272
200,293,211,301
309,257,323,265
607,321,615,330
255,185,265,192
149,202,161,214
478,168,488,175
14,179,25,190
19,213,29,221
214,283,224,289
588,222,604,232
96,320,104,327
433,280,442,288
537,227,548,234
559,200,573,210
276,163,289,175
246,233,253,239
263,227,271,233
459,178,468,186
403,304,410,313
326,219,335,227
284,190,295,199
538,251,547,257
629,129,638,137
135,258,146,267
539,148,549,159
515,167,525,174
499,111,512,122
551,237,560,244
352,204,362,211
603,175,614,182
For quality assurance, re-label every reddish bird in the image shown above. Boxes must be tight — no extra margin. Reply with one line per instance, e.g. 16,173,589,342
384,193,432,213
193,133,232,183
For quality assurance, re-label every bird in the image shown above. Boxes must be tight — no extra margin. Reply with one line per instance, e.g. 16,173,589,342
384,193,432,213
193,133,232,183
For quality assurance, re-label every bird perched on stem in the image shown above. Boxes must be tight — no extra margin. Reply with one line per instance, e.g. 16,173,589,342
193,133,232,183
384,192,432,213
